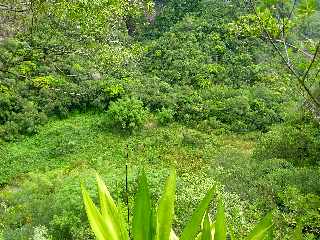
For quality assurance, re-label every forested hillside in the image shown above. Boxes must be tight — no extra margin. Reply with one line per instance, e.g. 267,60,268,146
0,0,319,239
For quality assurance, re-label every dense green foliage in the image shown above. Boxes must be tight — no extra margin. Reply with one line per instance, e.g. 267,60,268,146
105,97,148,131
0,0,319,239
0,114,319,239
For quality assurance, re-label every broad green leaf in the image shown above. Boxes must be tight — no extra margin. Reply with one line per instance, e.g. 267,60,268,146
180,187,215,240
96,174,128,240
81,184,118,240
133,170,152,240
246,212,273,240
201,212,212,240
214,200,227,240
195,223,215,240
156,169,176,240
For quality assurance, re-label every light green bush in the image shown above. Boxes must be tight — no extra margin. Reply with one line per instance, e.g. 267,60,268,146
106,97,148,132
156,108,175,126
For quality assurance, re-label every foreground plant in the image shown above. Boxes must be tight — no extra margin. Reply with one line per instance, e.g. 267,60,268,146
81,170,274,240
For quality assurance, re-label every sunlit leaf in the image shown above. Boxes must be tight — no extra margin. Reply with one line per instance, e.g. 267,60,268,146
133,170,152,240
214,200,227,240
156,169,176,240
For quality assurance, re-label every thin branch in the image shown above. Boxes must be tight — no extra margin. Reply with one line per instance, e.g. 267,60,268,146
282,0,297,30
314,66,320,80
301,41,320,83
248,0,300,78
281,16,291,65
248,0,320,109
273,39,314,59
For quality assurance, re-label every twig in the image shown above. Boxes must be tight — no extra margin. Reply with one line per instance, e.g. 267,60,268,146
301,41,320,83
281,0,297,31
248,0,320,109
281,16,291,65
274,39,314,59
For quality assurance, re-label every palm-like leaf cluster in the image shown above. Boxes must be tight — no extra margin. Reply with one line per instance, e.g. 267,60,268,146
81,170,274,240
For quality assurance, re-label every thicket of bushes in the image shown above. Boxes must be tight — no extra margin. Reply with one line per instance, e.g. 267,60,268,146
0,0,291,141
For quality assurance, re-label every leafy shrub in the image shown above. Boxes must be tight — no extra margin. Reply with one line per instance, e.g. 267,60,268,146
128,76,177,111
0,172,93,240
31,75,66,89
0,91,47,141
156,108,175,126
253,124,320,165
276,187,320,237
106,97,148,132
143,7,269,87
0,34,137,141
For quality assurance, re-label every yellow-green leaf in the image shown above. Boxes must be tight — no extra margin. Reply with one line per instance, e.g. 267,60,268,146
133,170,152,240
214,200,226,240
81,184,118,240
96,174,128,240
180,187,215,240
156,169,176,240
246,212,273,240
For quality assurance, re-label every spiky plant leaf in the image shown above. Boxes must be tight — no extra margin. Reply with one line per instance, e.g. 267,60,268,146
150,208,157,240
246,212,273,240
156,169,176,240
214,200,227,240
211,223,215,238
180,187,215,240
133,170,152,240
96,174,128,240
195,223,215,240
201,212,212,240
81,184,119,240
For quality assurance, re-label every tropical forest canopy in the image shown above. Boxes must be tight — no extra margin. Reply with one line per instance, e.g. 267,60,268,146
0,0,319,239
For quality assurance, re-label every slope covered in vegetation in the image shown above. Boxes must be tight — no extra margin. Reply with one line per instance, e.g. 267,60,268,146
0,0,319,239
